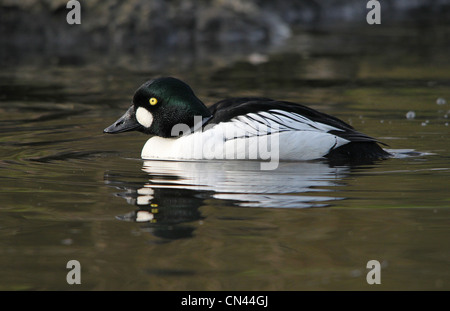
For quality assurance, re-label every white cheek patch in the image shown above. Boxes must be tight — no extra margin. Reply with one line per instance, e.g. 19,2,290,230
136,107,154,128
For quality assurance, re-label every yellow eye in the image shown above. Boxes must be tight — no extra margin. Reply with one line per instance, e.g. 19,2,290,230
149,97,158,105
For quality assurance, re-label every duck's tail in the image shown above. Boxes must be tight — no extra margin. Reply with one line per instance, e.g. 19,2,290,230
325,141,391,165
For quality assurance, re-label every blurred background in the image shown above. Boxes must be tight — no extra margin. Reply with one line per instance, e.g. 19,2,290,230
2,0,450,107
2,0,450,69
1,0,450,291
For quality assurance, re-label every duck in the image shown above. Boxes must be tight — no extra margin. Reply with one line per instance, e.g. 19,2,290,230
104,77,390,166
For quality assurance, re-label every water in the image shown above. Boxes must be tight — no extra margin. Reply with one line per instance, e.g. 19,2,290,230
1,23,450,290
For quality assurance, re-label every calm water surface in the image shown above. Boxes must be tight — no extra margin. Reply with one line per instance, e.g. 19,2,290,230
1,24,449,290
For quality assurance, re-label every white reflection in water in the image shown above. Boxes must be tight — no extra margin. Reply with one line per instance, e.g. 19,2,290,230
141,160,349,208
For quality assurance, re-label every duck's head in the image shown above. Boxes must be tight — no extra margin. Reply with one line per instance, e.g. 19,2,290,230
104,77,212,138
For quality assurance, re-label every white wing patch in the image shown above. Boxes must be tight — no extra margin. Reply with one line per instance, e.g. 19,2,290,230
213,110,350,160
259,110,345,133
223,109,345,140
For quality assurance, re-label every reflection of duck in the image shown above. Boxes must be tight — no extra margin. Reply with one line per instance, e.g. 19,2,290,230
141,160,349,208
105,160,351,239
104,77,390,164
104,173,205,240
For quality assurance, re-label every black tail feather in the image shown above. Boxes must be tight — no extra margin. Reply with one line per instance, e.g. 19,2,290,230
325,142,391,165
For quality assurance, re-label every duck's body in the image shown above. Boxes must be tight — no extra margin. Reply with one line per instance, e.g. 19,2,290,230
104,77,390,165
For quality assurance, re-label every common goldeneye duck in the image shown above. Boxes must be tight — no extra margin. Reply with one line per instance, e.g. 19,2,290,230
104,77,390,165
